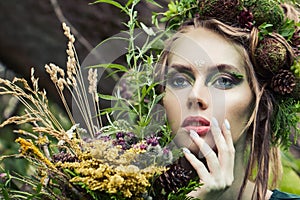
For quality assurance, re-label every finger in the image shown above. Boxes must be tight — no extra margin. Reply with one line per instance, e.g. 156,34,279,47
211,117,227,155
182,147,211,181
211,118,234,183
189,130,221,177
221,119,235,184
218,119,235,165
222,119,234,152
190,130,214,157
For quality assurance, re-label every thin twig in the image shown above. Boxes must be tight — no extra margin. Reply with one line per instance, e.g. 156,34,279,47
49,0,93,52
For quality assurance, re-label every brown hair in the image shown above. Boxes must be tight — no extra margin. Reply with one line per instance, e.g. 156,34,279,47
155,4,298,199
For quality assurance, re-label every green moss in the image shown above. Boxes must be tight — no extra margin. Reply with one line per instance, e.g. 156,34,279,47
243,0,284,29
200,0,241,23
255,37,287,74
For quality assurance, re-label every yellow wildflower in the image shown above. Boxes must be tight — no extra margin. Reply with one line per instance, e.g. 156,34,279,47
107,174,124,193
36,135,49,146
15,137,55,169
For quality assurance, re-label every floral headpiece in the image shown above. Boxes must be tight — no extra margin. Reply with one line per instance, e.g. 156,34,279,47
153,0,300,148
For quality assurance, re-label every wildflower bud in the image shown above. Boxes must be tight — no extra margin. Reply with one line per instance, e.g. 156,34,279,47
116,132,124,139
0,173,7,183
139,143,148,150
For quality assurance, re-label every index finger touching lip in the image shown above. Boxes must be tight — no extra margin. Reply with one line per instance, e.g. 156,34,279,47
190,129,214,158
210,117,227,148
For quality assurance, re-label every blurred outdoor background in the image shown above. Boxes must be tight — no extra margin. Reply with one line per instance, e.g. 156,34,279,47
0,0,299,194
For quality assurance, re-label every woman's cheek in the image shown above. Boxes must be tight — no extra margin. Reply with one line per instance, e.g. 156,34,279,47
163,89,183,133
226,92,253,142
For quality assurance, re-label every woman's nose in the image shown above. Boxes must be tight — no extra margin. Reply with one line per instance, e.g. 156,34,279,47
187,83,209,110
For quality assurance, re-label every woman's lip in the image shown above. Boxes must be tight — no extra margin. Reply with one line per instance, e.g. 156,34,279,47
185,126,210,136
181,116,210,127
181,116,211,136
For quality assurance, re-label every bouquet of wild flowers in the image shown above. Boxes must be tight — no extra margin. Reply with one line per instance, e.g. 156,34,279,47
0,1,201,199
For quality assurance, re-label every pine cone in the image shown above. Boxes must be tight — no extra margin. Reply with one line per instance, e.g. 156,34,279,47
271,69,296,95
154,163,193,197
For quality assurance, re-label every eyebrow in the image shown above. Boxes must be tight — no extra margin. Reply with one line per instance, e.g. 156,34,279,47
169,64,193,72
169,63,243,74
209,64,243,74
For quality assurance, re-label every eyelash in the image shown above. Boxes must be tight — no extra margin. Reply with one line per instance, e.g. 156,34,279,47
209,73,242,89
167,72,192,88
167,72,242,89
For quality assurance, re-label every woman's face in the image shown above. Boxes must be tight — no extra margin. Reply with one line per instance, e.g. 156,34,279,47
163,27,253,153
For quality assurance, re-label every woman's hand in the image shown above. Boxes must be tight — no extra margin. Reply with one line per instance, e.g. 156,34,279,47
183,118,235,199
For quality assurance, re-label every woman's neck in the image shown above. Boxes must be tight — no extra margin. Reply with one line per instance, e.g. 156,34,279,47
221,134,252,200
222,134,272,200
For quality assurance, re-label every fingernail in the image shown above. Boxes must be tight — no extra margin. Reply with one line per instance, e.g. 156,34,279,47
212,117,219,127
190,129,199,139
224,119,230,130
182,147,191,154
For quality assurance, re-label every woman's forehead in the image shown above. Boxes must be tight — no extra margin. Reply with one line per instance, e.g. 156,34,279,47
167,28,247,73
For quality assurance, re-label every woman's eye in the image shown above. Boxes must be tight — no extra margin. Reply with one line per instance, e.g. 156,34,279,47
213,77,234,89
211,73,242,89
167,73,191,88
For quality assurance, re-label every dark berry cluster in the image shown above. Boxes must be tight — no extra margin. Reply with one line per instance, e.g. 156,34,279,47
238,8,254,29
52,152,78,163
146,134,160,146
113,132,139,150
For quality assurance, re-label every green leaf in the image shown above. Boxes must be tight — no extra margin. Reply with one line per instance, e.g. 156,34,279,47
258,22,274,39
89,63,128,72
98,94,120,101
279,19,297,40
63,168,77,177
35,183,42,194
153,93,164,104
1,188,10,200
125,0,134,7
140,22,156,36
272,98,300,148
167,178,202,200
100,107,115,115
146,0,162,8
91,0,127,13
141,84,156,100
